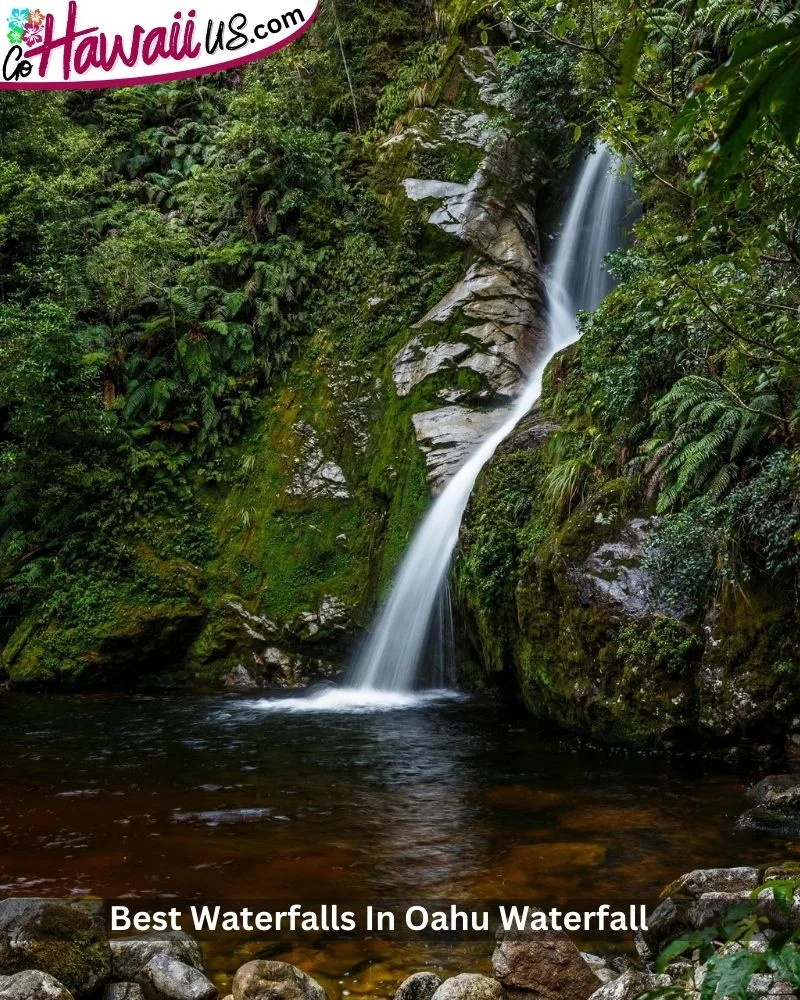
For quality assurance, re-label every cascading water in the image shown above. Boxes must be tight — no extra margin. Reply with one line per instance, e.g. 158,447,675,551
344,143,631,696
254,143,630,712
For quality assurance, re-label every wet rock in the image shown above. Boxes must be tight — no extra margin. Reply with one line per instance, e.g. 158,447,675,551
0,970,74,999
293,597,349,640
570,519,688,620
104,986,145,1000
663,867,762,901
737,778,800,838
110,933,204,981
0,898,111,997
231,961,326,1000
389,95,545,493
394,972,443,1000
429,974,503,1000
392,339,473,397
586,971,672,1000
747,976,774,999
492,926,600,1000
412,406,508,492
765,982,797,998
138,955,216,1000
222,664,259,689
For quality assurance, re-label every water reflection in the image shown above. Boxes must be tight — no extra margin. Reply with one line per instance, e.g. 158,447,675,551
0,692,793,993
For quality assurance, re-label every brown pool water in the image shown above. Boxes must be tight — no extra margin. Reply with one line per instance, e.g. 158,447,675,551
0,691,792,995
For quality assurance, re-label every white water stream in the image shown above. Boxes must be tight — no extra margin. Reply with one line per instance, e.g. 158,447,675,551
256,144,630,712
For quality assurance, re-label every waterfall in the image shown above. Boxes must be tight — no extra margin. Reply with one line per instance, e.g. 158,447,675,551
254,143,630,712
346,143,631,695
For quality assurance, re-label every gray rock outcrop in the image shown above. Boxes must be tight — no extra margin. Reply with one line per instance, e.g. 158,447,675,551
385,48,546,493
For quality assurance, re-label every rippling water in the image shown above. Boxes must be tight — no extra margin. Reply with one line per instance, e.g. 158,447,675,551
0,692,789,994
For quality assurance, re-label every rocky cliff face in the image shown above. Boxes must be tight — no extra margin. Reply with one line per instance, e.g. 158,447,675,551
455,404,800,750
383,49,545,493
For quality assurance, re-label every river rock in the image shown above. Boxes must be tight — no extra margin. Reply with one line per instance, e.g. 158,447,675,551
755,886,800,931
429,974,503,1000
636,897,684,957
492,927,600,1000
231,961,326,1000
0,970,74,999
688,891,752,928
737,776,800,838
111,934,204,981
662,867,762,901
394,972,443,1000
0,898,111,997
586,971,672,1000
138,955,216,1000
104,986,145,1000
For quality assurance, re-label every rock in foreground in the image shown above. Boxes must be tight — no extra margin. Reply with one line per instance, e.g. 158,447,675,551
430,973,504,1000
111,934,204,982
0,899,110,997
394,972,443,1000
138,955,216,1000
232,960,327,1000
0,969,74,999
492,926,600,1000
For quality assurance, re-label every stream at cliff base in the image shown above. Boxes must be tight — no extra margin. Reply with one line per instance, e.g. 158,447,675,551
1,692,793,995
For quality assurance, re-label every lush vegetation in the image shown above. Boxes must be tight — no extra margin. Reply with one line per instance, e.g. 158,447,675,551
0,0,440,668
466,0,800,612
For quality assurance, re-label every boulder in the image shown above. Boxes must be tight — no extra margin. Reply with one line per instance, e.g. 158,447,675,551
636,897,684,956
104,986,146,1000
492,927,600,1000
0,970,74,999
138,956,216,1000
394,972,443,1000
662,867,762,901
111,933,204,981
586,971,672,1000
755,887,800,931
231,961,326,1000
579,955,617,987
738,779,800,838
688,892,751,929
0,898,111,997
429,974,503,1000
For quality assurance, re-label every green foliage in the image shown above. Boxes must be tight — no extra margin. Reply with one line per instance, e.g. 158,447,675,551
644,887,800,1000
495,0,800,612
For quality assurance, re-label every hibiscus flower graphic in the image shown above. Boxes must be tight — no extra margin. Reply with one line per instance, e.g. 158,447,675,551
6,7,29,31
27,6,44,25
6,24,23,44
22,19,41,44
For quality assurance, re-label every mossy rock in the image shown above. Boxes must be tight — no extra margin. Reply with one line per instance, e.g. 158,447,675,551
0,899,111,997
